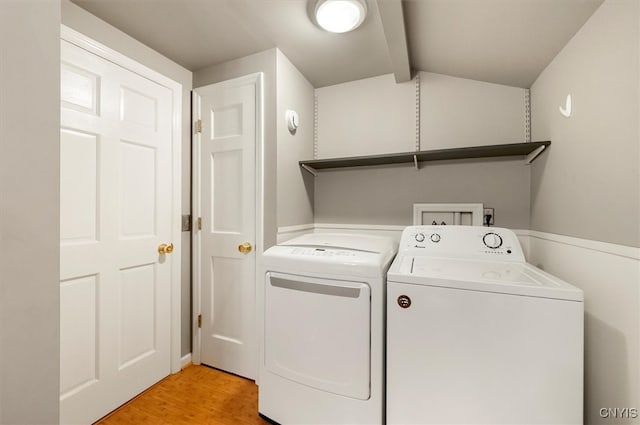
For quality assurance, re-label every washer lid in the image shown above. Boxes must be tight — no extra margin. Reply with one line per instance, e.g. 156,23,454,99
388,256,583,301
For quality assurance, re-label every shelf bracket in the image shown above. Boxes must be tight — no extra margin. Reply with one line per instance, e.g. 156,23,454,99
413,154,419,170
525,145,546,165
301,164,318,177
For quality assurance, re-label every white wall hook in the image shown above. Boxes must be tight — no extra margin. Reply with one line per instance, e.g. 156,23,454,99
559,94,572,118
285,109,299,134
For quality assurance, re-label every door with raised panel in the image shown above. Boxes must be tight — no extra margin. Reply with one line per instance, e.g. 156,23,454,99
193,74,258,379
60,40,174,424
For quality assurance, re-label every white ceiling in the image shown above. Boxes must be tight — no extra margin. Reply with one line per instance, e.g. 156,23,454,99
71,0,604,88
404,0,605,88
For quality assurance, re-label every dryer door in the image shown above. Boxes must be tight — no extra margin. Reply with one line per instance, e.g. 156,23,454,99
265,272,371,400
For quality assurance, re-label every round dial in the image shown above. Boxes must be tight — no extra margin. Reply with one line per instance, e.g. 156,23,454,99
430,233,441,243
415,233,425,242
483,232,503,249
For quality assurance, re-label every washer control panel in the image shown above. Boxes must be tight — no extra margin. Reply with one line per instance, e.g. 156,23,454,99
414,232,441,244
399,225,525,262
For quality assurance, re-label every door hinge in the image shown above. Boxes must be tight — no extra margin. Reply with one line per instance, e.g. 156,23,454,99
181,214,192,232
194,119,202,134
196,217,202,231
197,314,202,328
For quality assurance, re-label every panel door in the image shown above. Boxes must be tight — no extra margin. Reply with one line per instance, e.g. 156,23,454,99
60,40,174,424
195,76,257,379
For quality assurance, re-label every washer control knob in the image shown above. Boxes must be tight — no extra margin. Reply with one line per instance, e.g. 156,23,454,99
430,233,441,243
483,232,503,249
415,233,425,242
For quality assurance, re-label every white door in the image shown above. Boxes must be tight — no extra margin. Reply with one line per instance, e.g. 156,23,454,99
193,74,259,379
60,40,175,424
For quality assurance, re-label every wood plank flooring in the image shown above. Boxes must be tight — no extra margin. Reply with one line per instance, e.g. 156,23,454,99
95,365,270,425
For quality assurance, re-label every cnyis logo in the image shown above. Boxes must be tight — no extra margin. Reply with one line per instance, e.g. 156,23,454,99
599,408,638,419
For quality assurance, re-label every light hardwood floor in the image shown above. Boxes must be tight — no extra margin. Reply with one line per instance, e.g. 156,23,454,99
95,365,270,425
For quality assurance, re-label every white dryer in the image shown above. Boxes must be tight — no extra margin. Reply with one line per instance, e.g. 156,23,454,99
259,233,397,425
387,225,584,425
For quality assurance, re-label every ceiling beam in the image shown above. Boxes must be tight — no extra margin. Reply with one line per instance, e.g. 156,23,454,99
376,0,411,83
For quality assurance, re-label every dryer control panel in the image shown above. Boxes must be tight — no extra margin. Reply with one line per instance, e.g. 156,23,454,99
290,247,358,258
398,225,525,262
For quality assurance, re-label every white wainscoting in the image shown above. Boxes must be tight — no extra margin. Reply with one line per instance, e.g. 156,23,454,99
524,232,639,425
276,223,316,244
314,223,407,243
280,223,532,258
277,222,640,425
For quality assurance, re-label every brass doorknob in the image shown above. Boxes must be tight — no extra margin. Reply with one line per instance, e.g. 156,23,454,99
238,242,252,254
158,243,174,254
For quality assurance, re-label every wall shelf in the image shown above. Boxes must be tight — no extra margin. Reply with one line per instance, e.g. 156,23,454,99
299,141,551,175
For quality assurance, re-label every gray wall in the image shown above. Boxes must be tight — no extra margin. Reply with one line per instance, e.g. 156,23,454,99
194,49,278,250
314,72,530,228
276,50,315,228
528,1,640,423
62,0,194,356
316,73,416,158
315,159,531,229
420,72,526,149
0,1,61,423
530,0,639,248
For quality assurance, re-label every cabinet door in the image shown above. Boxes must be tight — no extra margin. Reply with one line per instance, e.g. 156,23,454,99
265,272,371,400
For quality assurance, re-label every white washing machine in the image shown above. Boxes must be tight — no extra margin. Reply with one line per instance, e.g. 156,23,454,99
259,233,397,425
387,225,584,425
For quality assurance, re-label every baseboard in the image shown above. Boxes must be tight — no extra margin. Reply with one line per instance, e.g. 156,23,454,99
180,353,192,369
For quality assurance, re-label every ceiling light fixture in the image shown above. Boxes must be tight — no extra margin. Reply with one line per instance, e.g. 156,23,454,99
314,0,367,33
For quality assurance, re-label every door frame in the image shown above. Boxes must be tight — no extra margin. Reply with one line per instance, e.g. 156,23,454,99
191,72,264,366
61,25,183,374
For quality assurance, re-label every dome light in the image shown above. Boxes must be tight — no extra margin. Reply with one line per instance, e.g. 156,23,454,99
315,0,367,33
